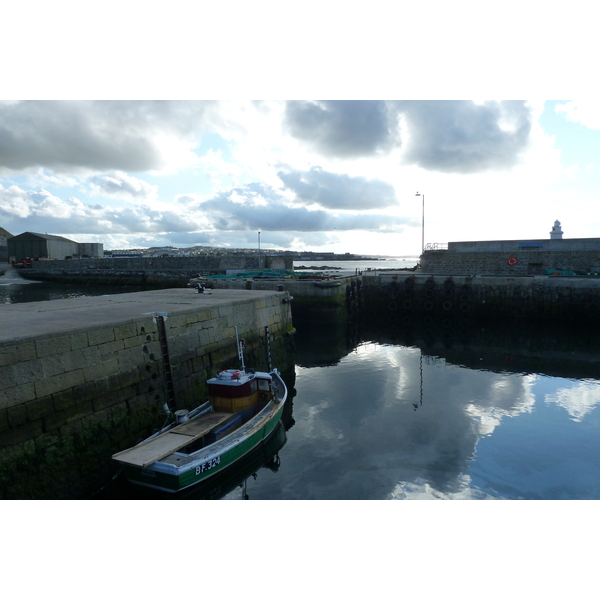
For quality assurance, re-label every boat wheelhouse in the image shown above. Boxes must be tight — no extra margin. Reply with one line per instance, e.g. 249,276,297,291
112,331,287,493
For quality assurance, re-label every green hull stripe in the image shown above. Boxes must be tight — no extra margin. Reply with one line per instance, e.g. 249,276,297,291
125,404,283,493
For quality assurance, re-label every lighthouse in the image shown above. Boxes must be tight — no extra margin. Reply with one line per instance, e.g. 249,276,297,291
550,220,563,240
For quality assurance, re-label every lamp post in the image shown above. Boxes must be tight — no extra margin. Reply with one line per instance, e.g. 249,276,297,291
258,231,261,268
415,192,424,252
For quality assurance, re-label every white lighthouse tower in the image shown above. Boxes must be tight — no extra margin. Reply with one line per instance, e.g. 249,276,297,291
550,220,563,239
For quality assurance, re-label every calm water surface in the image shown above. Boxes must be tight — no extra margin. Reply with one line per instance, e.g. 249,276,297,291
3,265,599,500
218,324,600,500
0,266,142,303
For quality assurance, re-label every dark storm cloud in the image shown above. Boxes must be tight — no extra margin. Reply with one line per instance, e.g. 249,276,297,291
0,100,213,172
277,166,398,210
284,100,532,173
284,100,398,158
198,183,410,232
397,100,532,173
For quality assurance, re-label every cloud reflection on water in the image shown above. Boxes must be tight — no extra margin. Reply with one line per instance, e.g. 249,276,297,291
544,380,600,422
281,342,600,500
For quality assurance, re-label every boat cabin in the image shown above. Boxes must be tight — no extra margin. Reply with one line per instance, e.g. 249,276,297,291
207,370,273,415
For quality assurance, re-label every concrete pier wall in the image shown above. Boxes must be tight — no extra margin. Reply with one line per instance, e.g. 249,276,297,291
16,254,294,287
204,276,365,322
421,247,600,276
363,273,600,324
0,289,294,498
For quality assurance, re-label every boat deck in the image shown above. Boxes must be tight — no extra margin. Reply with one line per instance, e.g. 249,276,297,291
112,412,232,468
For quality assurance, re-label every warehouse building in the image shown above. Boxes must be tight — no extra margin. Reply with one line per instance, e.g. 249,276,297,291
0,227,13,262
7,232,103,262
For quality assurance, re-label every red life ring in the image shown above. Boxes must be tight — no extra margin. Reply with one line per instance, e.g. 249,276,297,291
507,257,518,266
219,369,242,380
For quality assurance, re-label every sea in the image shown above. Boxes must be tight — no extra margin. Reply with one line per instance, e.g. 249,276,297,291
293,256,419,275
3,261,600,501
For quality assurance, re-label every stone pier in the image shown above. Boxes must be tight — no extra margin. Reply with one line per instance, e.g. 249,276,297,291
0,288,294,498
362,272,600,323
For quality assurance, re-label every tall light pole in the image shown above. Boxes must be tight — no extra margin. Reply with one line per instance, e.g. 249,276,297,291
258,231,261,268
415,192,424,252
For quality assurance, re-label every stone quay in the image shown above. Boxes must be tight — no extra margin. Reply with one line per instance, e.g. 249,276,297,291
0,288,294,499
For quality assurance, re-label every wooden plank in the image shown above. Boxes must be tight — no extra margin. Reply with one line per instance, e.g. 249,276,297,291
113,432,194,467
113,412,233,468
170,412,232,437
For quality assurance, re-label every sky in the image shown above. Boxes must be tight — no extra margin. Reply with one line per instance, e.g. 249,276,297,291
3,99,600,257
2,5,599,260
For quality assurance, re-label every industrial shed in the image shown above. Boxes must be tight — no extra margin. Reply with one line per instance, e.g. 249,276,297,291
0,227,13,262
8,232,80,261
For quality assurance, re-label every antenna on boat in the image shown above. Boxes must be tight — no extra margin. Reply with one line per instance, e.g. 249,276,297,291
235,326,246,372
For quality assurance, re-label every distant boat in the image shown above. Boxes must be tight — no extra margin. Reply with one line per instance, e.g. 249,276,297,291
112,332,288,493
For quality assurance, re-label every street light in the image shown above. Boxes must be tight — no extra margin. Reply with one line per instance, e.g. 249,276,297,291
258,231,261,268
415,192,424,252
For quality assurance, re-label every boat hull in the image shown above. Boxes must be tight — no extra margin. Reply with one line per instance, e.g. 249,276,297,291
120,372,287,493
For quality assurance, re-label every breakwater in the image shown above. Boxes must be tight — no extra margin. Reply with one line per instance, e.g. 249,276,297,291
203,276,364,323
362,273,600,324
16,255,293,287
420,239,600,276
0,288,294,499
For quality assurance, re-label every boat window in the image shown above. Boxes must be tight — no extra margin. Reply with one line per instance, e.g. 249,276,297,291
257,379,270,391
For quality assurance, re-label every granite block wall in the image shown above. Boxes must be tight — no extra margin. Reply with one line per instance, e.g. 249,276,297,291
420,249,600,276
0,292,294,498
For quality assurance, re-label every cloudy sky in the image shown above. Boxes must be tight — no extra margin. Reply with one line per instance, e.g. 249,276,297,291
3,99,599,256
2,5,598,257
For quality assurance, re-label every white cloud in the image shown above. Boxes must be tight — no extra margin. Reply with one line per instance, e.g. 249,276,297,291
555,101,600,130
86,171,158,203
195,150,244,185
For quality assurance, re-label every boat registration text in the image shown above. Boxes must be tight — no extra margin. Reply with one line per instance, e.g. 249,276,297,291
196,456,221,475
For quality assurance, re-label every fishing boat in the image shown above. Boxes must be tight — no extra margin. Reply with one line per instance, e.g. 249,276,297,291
112,332,288,493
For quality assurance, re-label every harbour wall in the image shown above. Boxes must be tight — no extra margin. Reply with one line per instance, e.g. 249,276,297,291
0,289,294,499
420,247,600,276
184,271,600,325
362,273,600,324
16,254,293,286
203,276,365,322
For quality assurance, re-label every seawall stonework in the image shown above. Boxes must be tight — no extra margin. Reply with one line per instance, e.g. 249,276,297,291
17,254,294,286
0,289,294,498
363,273,600,323
420,248,600,276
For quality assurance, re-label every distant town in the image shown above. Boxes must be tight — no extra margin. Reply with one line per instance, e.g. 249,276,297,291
1,228,406,264
105,246,389,261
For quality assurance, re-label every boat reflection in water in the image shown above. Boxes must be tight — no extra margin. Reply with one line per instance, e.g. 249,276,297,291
175,419,289,500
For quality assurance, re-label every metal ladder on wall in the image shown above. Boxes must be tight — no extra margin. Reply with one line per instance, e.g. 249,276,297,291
154,313,176,409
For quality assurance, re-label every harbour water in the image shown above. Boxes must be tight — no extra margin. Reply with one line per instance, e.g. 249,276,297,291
2,263,600,500
293,256,419,275
230,321,600,500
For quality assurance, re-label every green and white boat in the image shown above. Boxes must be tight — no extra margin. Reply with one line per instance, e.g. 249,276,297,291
112,337,288,494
